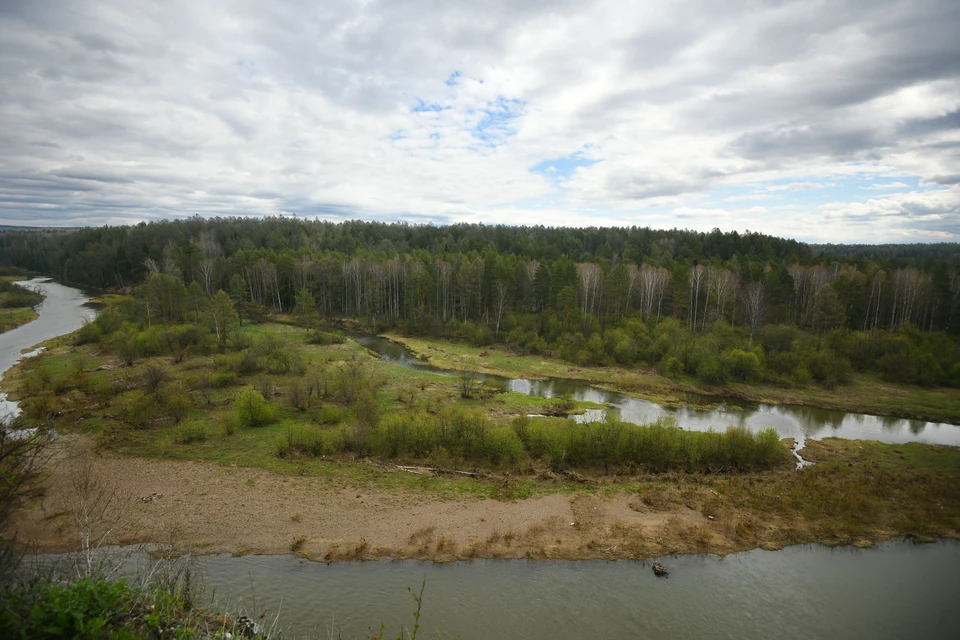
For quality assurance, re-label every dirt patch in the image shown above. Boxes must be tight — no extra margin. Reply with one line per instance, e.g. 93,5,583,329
10,435,742,562
12,435,957,563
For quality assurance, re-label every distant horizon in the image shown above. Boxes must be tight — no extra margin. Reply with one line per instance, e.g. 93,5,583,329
1,1,958,241
5,216,960,250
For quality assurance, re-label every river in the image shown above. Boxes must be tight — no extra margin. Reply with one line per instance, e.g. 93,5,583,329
29,540,960,639
350,333,960,447
0,278,96,422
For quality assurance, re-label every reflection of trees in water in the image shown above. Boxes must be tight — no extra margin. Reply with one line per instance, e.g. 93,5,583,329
908,420,927,435
880,415,905,432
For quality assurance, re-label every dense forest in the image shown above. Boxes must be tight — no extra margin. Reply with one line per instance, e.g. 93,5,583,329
2,217,960,388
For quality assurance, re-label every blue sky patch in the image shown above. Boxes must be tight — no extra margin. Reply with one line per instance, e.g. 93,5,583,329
412,98,449,113
531,152,600,181
471,97,525,146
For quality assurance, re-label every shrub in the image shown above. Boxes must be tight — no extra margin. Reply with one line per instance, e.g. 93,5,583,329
235,390,274,427
74,320,102,346
804,350,851,387
160,388,193,424
720,349,763,382
110,330,140,367
121,393,162,429
133,328,164,358
483,427,525,464
142,363,169,394
2,578,132,639
219,413,238,436
275,426,321,457
174,423,207,444
287,380,310,411
659,356,684,378
254,376,273,399
696,357,727,385
312,403,345,425
211,371,237,388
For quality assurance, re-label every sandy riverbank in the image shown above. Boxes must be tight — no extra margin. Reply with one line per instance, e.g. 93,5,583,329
12,434,777,562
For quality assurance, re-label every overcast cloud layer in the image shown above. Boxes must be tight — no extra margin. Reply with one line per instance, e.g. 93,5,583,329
1,0,959,242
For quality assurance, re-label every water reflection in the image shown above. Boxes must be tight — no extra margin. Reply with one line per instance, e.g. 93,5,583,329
352,333,960,446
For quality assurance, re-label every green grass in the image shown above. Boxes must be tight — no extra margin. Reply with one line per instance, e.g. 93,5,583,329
0,306,38,333
385,334,960,424
0,276,42,333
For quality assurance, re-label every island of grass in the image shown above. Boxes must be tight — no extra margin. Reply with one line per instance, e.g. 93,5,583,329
3,294,958,564
0,276,43,334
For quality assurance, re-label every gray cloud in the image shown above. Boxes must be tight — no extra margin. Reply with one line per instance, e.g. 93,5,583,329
0,0,957,240
930,175,960,185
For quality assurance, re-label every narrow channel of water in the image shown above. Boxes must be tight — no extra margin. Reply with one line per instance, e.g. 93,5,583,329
28,540,960,639
350,333,960,447
0,278,96,423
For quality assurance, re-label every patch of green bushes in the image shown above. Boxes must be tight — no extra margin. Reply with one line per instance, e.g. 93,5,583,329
274,404,788,473
234,389,274,427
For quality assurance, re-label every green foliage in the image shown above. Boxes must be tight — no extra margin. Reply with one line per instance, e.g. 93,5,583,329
312,402,345,425
121,392,163,429
659,356,684,378
0,578,133,640
276,400,788,473
161,387,194,424
287,379,310,411
804,350,851,388
696,357,726,385
720,349,764,382
0,282,43,309
4,216,953,394
235,390,274,427
293,287,319,332
175,423,207,444
208,290,239,343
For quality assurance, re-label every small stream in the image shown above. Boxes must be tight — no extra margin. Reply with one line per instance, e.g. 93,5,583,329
350,334,960,454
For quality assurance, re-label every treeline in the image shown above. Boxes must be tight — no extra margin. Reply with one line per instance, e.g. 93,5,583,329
813,242,960,261
2,217,959,388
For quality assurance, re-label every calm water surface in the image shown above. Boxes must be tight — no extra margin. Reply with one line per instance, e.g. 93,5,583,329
40,540,956,639
351,333,960,446
0,278,96,421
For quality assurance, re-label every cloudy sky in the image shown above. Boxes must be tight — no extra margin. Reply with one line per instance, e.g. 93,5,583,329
1,0,958,242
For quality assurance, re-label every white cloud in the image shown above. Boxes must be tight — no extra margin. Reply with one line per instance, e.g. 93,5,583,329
866,181,911,190
0,0,957,241
766,182,828,192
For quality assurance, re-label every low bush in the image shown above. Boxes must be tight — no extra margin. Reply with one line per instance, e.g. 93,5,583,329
0,577,132,639
234,390,274,427
280,403,789,473
174,423,207,444
211,371,237,388
312,402,345,425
